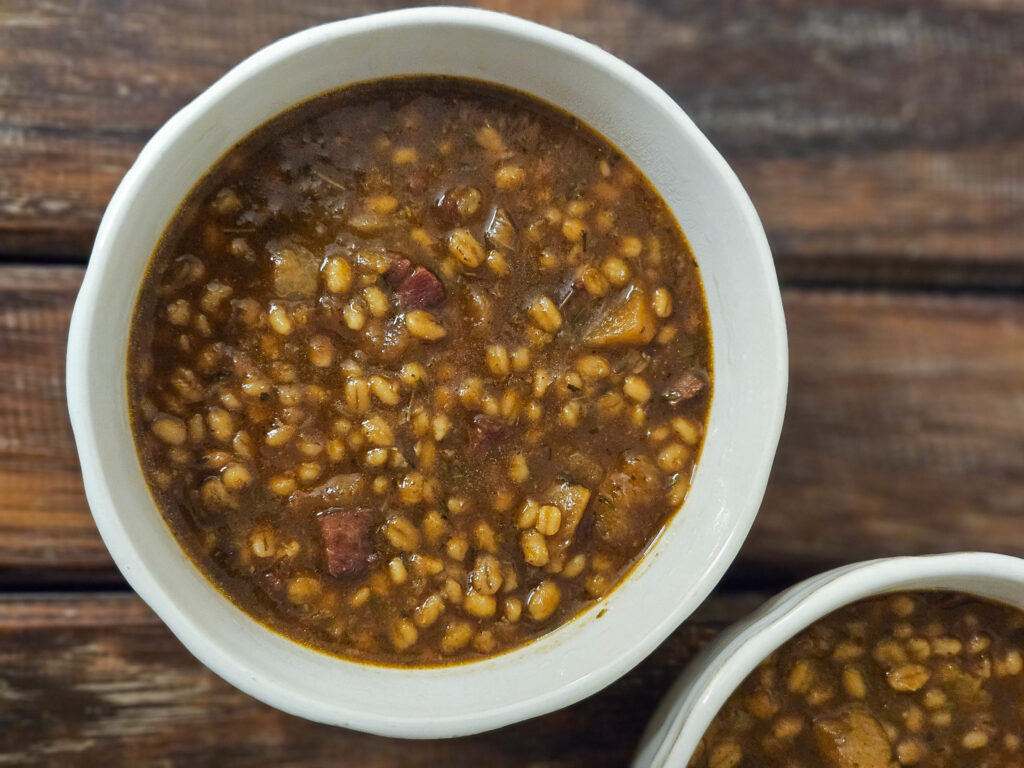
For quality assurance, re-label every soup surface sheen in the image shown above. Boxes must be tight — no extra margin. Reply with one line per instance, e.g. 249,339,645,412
690,591,1024,768
129,77,711,665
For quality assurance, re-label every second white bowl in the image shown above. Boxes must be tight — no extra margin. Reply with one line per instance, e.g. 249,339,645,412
634,552,1024,767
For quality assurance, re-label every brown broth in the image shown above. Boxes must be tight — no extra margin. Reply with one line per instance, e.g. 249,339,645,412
128,77,712,666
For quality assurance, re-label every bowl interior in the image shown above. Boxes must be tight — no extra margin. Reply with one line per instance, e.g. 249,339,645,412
68,8,786,737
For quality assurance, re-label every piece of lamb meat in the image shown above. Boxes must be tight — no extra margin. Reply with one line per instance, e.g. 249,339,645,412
395,266,445,309
318,507,375,577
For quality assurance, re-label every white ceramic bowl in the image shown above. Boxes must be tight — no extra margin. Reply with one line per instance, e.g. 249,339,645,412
66,7,786,737
634,552,1024,767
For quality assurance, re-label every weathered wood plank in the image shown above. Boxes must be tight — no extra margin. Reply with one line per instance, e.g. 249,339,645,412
0,267,105,576
1,0,1022,283
1,265,1022,582
0,591,765,766
748,287,1024,580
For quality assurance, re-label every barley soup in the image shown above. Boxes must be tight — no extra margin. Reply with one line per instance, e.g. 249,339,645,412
690,591,1024,768
128,77,712,665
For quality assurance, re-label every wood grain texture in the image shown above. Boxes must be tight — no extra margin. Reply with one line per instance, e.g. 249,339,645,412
749,288,1024,581
0,591,766,766
1,265,1022,583
2,0,1023,285
2,1,1022,762
0,267,105,578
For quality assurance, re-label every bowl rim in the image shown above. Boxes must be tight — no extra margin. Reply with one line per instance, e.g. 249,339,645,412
633,551,1024,767
67,6,788,737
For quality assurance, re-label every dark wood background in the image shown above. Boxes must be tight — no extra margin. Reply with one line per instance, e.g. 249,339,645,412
1,1,1022,764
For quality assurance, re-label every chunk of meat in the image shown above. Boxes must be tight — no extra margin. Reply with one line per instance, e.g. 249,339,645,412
468,414,504,452
813,709,892,768
268,240,319,298
395,267,445,309
585,285,657,347
544,482,591,560
288,473,365,512
665,369,709,406
318,507,375,577
383,252,413,287
435,190,460,225
593,453,661,550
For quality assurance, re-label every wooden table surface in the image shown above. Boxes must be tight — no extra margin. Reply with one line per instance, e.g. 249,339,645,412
2,1,1022,764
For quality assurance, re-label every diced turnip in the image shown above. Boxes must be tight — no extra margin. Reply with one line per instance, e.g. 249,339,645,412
585,285,657,346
